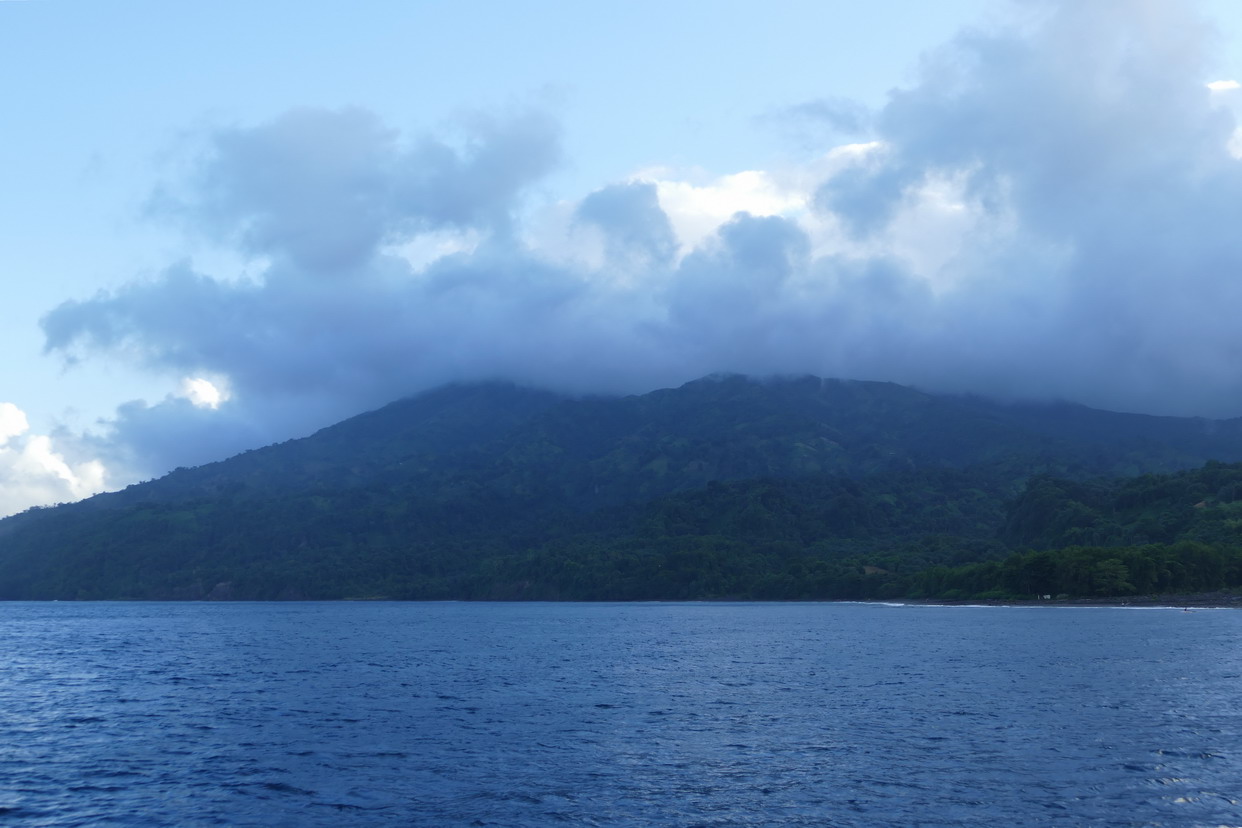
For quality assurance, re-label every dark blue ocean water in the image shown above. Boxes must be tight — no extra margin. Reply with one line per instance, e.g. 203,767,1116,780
2,602,1240,827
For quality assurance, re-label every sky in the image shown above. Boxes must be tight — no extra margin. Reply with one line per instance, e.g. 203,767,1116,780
5,0,1242,517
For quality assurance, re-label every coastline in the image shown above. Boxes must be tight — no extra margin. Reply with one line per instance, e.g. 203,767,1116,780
889,590,1242,609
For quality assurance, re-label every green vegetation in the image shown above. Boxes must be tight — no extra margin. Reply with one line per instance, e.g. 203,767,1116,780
4,376,1242,601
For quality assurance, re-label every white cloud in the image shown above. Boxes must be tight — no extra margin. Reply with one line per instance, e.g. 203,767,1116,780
0,402,29,446
383,227,484,273
626,143,886,266
179,376,229,409
1207,79,1240,92
0,402,108,516
636,168,808,254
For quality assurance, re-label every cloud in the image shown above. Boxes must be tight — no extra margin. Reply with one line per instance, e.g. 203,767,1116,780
779,97,872,136
180,377,228,409
0,402,29,445
33,0,1242,496
638,168,808,254
149,107,561,275
805,0,1242,415
0,403,106,515
575,182,678,270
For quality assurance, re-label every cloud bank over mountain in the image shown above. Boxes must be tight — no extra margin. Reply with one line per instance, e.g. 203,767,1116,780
32,0,1242,488
0,403,105,515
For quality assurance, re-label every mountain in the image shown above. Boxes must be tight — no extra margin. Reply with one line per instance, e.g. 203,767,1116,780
4,373,1242,601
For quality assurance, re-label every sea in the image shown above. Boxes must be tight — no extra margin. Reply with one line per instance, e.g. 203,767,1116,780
1,601,1240,827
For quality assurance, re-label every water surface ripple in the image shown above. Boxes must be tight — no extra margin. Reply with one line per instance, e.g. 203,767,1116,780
2,602,1240,826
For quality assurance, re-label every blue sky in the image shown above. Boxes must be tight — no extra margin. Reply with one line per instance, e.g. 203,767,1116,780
4,0,1242,515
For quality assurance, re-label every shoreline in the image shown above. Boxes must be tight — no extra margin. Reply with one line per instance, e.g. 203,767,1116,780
887,590,1242,609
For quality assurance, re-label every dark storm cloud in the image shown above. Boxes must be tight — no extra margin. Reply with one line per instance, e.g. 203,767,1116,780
40,0,1242,479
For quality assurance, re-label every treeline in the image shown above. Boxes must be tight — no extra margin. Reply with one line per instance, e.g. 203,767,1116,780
464,539,1242,603
5,458,1242,602
907,542,1242,600
900,460,1242,600
0,467,1008,600
432,461,1242,602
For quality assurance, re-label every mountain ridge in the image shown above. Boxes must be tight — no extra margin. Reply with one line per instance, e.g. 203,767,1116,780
5,373,1242,600
49,372,1242,512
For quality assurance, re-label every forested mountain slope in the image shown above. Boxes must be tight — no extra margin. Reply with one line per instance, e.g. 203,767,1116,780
4,374,1242,600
